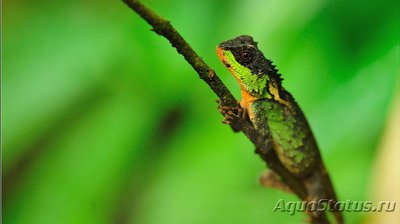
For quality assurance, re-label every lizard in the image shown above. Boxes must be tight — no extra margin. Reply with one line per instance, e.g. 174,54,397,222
216,35,343,224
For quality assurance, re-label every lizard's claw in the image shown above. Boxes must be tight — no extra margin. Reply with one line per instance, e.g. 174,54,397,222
217,99,246,132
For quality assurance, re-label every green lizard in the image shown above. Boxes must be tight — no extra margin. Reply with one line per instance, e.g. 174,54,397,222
216,35,343,224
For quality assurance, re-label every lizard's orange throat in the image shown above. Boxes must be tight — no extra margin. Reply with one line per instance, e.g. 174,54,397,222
216,46,257,111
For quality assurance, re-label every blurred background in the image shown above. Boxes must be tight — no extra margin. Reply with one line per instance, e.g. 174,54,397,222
3,0,399,223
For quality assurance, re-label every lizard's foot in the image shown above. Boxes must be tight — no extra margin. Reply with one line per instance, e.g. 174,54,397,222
217,100,246,132
259,170,293,193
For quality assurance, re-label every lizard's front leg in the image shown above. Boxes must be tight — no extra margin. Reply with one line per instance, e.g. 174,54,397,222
217,100,247,132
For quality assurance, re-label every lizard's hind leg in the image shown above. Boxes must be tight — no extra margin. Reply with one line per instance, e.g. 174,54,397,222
260,169,293,193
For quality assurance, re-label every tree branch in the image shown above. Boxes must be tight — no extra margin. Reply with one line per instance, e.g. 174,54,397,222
122,0,236,106
122,0,330,223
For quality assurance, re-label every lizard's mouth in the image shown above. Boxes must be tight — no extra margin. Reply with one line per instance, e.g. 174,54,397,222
216,47,231,68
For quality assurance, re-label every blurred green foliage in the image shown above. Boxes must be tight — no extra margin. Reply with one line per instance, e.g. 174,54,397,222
3,0,399,223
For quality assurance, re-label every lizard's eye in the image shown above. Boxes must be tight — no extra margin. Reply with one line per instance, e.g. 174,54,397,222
241,51,252,62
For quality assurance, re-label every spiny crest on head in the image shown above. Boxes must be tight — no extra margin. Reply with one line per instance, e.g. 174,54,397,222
218,35,282,84
219,35,258,49
266,59,283,83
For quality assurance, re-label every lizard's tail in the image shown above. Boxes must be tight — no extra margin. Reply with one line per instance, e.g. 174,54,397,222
322,170,344,224
260,163,344,223
304,162,344,224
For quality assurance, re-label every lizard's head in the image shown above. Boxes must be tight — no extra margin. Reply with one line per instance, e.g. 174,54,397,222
216,35,281,98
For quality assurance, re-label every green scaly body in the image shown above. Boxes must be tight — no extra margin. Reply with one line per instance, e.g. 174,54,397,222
217,35,343,224
250,93,318,177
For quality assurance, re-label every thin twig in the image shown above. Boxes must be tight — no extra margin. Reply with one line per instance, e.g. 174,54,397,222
122,0,330,223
